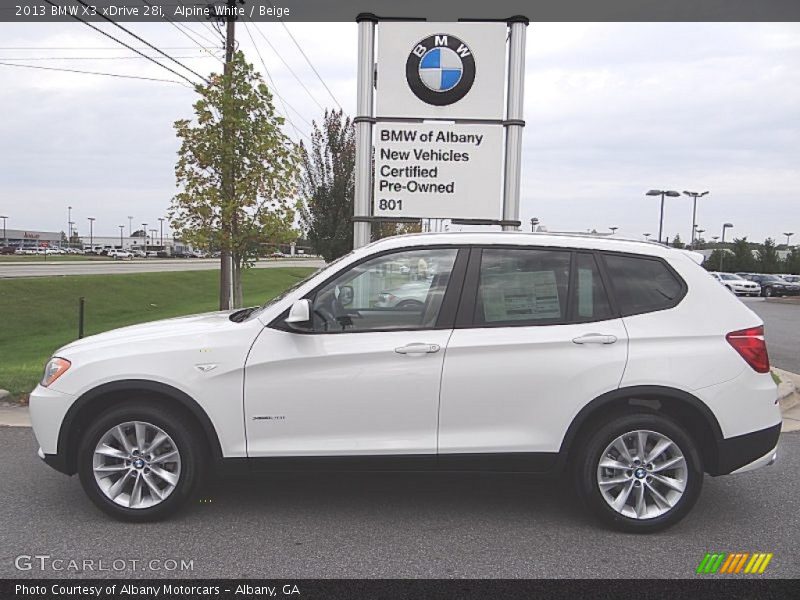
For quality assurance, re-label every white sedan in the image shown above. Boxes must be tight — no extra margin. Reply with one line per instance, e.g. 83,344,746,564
709,272,761,296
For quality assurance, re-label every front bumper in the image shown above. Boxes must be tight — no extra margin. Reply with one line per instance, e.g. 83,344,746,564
712,423,781,475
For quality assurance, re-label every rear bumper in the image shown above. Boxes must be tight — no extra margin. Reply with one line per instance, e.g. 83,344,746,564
711,423,781,475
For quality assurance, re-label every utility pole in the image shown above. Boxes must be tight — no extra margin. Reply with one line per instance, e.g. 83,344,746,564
158,217,165,246
218,0,237,309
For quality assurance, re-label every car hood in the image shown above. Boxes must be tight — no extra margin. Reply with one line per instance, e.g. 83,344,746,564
57,310,244,355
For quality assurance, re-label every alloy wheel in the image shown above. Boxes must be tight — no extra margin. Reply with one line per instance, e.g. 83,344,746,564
596,429,688,520
92,421,182,509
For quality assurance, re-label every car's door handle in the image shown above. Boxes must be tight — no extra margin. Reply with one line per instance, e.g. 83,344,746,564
572,333,618,345
395,343,441,355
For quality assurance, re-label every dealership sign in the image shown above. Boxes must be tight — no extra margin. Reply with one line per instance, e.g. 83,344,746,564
353,17,527,246
373,123,502,219
376,22,506,120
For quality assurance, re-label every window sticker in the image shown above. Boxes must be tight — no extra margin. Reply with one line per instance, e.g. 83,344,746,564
481,271,561,322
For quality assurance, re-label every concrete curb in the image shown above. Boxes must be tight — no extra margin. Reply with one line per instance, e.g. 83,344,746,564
0,405,31,427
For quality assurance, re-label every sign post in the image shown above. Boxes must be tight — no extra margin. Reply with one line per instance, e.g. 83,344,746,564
353,15,528,248
353,14,377,248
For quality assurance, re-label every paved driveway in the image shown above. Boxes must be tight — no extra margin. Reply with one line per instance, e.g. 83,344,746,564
741,298,800,373
1,427,798,579
0,259,324,278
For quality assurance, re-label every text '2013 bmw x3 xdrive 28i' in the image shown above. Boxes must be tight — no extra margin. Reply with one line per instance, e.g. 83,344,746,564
30,232,781,532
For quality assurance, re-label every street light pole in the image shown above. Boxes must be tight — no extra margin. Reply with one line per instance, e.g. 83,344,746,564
0,215,7,246
682,190,709,249
530,217,539,232
67,205,72,248
609,226,618,235
643,233,651,241
118,225,124,249
719,223,733,271
696,228,705,248
68,221,74,248
784,232,794,247
646,189,680,243
128,216,133,236
158,217,165,246
142,223,148,257
87,217,95,250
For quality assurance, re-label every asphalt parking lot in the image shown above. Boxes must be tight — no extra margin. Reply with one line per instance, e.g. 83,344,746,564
742,297,800,374
1,427,798,579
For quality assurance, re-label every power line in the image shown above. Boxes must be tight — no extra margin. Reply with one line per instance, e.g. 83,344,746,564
248,21,326,112
0,55,217,61
278,21,343,110
71,0,210,83
0,61,190,86
139,0,225,63
42,0,200,86
242,21,310,142
0,46,205,50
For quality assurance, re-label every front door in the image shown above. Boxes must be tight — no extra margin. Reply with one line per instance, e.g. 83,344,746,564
244,246,465,457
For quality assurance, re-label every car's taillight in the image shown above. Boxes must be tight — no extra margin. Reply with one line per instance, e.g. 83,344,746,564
726,326,770,373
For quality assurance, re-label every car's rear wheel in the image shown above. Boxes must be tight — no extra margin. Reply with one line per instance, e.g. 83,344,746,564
574,412,702,533
77,402,205,521
763,287,772,297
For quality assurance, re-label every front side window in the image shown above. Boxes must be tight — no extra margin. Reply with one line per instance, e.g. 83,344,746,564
475,248,571,325
603,254,684,316
310,247,458,332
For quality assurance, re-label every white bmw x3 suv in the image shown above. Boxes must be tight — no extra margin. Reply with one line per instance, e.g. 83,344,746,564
30,232,781,532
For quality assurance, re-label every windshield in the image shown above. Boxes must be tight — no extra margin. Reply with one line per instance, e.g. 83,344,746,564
245,252,349,320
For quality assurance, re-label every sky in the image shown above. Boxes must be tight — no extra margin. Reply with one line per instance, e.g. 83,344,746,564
0,21,798,244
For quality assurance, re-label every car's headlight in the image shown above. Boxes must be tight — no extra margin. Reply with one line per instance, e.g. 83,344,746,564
41,357,71,387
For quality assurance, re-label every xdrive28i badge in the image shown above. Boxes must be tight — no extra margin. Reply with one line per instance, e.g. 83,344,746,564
406,34,476,106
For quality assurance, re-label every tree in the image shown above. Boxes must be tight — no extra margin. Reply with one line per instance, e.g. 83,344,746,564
298,109,355,262
671,234,684,249
726,237,754,273
170,51,299,309
785,247,800,275
705,249,725,271
372,221,422,241
756,237,780,273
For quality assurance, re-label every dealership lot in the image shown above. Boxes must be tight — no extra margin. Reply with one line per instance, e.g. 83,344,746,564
1,426,798,578
742,298,800,374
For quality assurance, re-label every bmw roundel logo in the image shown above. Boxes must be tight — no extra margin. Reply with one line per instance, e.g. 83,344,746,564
406,34,476,106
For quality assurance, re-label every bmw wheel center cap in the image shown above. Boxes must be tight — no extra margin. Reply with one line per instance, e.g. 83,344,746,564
406,34,476,106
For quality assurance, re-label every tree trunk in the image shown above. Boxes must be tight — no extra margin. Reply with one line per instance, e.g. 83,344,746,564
219,248,231,310
232,254,243,308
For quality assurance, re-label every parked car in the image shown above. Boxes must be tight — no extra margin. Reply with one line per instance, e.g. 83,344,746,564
779,274,800,284
0,246,16,255
107,249,133,260
30,232,780,532
375,280,433,308
130,250,147,258
708,272,760,296
739,273,800,297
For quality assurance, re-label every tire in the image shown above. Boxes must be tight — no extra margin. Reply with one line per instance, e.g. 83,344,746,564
396,299,424,309
573,412,703,533
763,287,772,297
77,401,206,522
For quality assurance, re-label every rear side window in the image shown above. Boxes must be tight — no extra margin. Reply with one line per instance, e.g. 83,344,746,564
475,248,571,325
574,253,614,321
602,254,684,316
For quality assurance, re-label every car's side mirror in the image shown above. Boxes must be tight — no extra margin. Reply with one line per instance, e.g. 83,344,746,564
285,299,311,329
338,285,354,306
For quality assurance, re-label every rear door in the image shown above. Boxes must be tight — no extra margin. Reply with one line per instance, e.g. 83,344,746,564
438,247,629,456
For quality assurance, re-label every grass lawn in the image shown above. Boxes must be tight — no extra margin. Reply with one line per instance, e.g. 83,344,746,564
0,267,315,399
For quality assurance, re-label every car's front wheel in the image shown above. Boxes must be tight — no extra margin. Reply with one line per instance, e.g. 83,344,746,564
574,412,703,533
77,402,205,521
